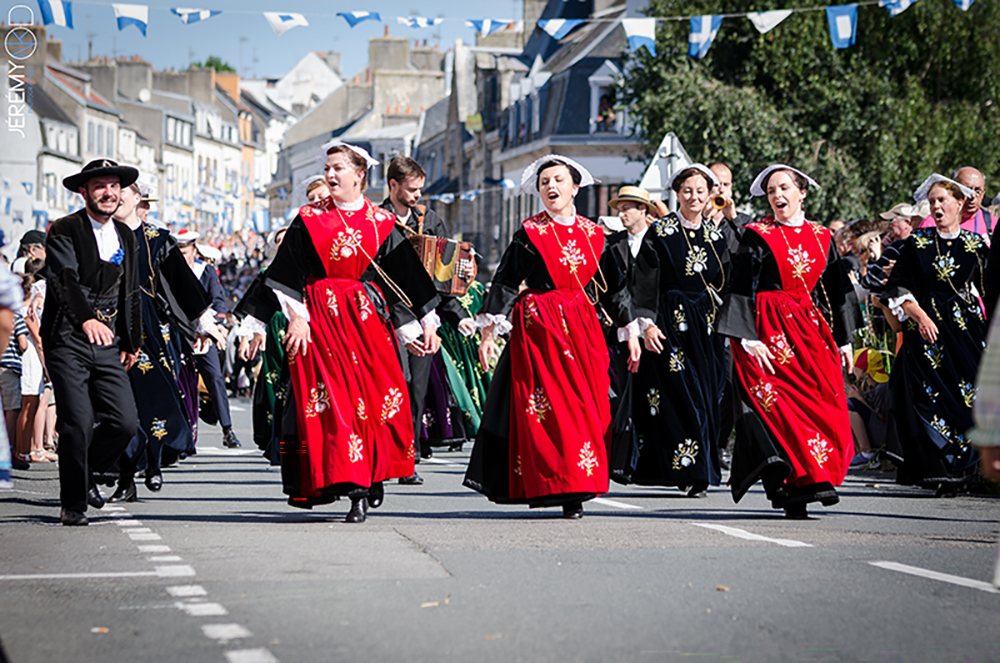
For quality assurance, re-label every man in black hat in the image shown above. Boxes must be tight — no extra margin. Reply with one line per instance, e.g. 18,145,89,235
43,159,142,526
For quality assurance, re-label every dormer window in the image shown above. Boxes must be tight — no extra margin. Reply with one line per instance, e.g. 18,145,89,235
588,60,627,135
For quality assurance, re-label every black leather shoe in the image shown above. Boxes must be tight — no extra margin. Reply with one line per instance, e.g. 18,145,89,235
398,473,424,485
61,508,89,526
87,485,105,510
108,482,137,503
783,504,808,519
145,473,163,492
687,482,709,499
345,497,368,523
223,429,242,448
562,503,584,519
368,482,384,509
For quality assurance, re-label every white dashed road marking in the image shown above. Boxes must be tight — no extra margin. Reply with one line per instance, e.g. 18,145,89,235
202,623,253,641
690,523,813,548
870,561,1000,595
225,648,280,663
591,497,642,510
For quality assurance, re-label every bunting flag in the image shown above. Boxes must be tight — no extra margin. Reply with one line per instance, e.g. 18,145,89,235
338,11,380,27
688,15,722,58
397,16,443,28
826,4,858,48
880,0,916,15
112,3,148,35
170,7,221,23
37,0,73,28
951,0,974,8
747,9,792,34
622,18,656,56
466,19,512,36
263,12,308,35
537,18,585,40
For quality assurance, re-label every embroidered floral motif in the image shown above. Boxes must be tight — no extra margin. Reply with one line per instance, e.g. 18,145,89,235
580,218,600,237
356,291,373,321
912,234,932,249
749,222,774,235
330,227,364,261
672,439,699,469
136,350,154,374
327,288,340,316
356,398,368,421
150,418,168,440
654,215,679,237
143,225,160,239
960,380,976,408
305,382,330,417
526,386,551,422
405,442,415,460
930,414,951,439
786,245,816,280
558,239,587,274
266,369,279,385
704,225,723,243
348,433,364,463
673,305,688,332
668,347,686,372
577,441,599,477
932,254,957,282
962,233,982,254
159,322,171,344
559,305,570,335
647,388,661,416
750,378,778,413
924,343,943,370
768,333,794,365
952,302,967,331
381,388,404,424
922,381,940,401
685,246,709,276
807,434,831,467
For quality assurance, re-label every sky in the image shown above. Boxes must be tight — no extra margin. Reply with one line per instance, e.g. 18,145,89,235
38,0,524,80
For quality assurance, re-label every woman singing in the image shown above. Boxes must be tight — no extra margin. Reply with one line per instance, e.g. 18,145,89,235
719,165,860,518
463,156,641,519
885,174,987,495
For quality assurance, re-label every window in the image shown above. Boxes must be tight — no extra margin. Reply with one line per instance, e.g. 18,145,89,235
167,117,177,143
96,124,103,156
182,123,191,146
107,127,114,157
588,61,627,135
87,122,94,153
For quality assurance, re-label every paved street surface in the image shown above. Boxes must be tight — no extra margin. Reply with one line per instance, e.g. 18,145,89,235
2,399,999,663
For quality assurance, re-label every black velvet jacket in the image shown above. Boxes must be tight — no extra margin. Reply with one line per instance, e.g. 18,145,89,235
606,229,658,323
42,208,142,353
136,224,211,343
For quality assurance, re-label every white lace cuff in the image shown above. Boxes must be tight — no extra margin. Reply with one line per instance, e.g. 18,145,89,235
888,293,917,321
235,316,266,337
638,317,655,332
741,338,765,352
274,289,310,323
421,310,441,333
476,312,512,336
195,308,217,335
840,343,852,356
397,319,423,346
616,319,640,342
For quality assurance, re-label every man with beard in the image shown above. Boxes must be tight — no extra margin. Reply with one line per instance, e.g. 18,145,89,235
43,160,142,525
381,156,474,484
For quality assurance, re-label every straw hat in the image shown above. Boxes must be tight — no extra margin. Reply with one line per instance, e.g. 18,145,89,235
608,186,657,215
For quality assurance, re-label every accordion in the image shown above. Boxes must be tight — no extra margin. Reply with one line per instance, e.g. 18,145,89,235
407,235,477,295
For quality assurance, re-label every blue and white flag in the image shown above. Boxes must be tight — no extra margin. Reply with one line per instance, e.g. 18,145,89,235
397,16,443,28
170,8,221,24
466,19,512,37
826,4,858,48
537,18,584,41
113,4,148,36
38,0,73,28
500,178,517,189
687,15,722,59
622,18,656,56
747,9,791,34
21,182,32,195
951,0,974,8
880,0,918,16
338,11,380,27
263,12,308,35
460,189,482,202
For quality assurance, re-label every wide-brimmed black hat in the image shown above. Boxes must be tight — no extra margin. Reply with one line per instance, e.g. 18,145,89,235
63,159,139,192
19,229,46,246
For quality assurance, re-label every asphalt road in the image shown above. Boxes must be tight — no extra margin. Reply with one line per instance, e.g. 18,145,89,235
2,399,999,663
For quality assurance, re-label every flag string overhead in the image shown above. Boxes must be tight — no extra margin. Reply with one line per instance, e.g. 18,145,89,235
338,11,380,27
622,18,656,56
170,7,221,24
112,3,148,35
38,0,73,28
263,11,307,35
397,16,443,28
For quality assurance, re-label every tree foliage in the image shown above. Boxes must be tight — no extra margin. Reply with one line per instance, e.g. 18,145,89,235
618,0,1000,222
191,56,236,73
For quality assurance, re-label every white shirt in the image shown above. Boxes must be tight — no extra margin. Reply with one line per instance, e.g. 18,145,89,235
627,225,648,258
89,215,122,263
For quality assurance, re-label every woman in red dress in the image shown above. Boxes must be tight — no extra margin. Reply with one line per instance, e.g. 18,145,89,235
719,165,860,518
464,156,641,519
262,143,440,522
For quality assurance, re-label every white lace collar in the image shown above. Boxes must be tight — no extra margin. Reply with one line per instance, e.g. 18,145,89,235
775,211,806,227
936,227,960,240
678,210,702,230
334,196,365,212
549,209,576,226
